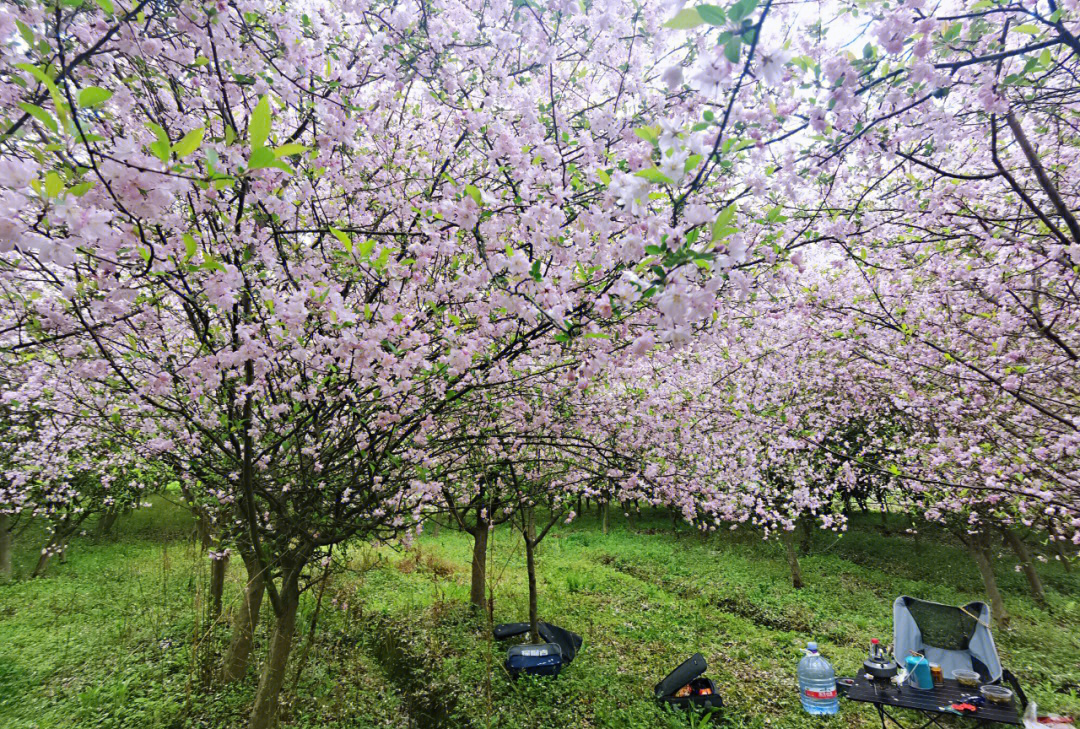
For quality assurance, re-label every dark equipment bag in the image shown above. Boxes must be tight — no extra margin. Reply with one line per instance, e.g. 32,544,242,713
493,622,584,665
505,642,564,677
655,653,724,710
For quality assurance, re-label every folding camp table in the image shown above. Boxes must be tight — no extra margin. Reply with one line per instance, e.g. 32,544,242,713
844,675,1023,728
843,597,1028,728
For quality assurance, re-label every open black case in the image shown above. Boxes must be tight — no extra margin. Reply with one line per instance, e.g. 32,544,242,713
655,653,723,710
493,622,584,678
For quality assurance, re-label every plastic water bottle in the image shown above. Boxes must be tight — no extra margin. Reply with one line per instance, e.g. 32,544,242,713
798,642,839,715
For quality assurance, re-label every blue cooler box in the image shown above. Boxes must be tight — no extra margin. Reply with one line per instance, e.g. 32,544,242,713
506,642,564,677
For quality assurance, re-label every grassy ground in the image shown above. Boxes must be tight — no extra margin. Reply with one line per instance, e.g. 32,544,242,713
1,498,1078,729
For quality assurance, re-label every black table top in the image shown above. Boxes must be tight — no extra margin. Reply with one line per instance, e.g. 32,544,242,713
843,676,1021,725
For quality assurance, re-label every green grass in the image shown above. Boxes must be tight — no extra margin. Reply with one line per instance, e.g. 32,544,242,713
2,499,1078,728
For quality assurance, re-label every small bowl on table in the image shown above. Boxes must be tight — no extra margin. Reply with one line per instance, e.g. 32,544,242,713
980,685,1014,705
953,669,981,688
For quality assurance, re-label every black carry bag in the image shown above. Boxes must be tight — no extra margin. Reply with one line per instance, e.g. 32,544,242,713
493,622,584,665
655,653,723,710
505,642,564,677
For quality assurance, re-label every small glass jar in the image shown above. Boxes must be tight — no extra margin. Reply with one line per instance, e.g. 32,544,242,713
930,664,944,686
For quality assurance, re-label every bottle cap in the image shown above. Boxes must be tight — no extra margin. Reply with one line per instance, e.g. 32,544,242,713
807,642,818,653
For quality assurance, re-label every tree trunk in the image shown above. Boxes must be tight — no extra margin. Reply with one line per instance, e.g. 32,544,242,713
222,549,265,683
32,534,59,578
97,508,119,537
799,516,813,556
601,501,609,535
0,513,11,581
249,572,301,729
469,520,489,614
1051,528,1073,573
1001,528,1045,603
524,508,539,644
781,530,804,589
194,510,213,550
209,552,229,621
968,536,1009,627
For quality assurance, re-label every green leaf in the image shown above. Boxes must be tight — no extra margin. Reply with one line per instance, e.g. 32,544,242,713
1012,24,1040,35
15,20,34,46
202,253,225,272
727,0,758,23
697,4,726,25
77,86,112,108
150,141,169,162
712,203,737,240
464,184,483,205
147,122,169,145
329,226,353,254
92,0,114,13
16,63,66,124
724,38,742,64
43,171,64,198
248,96,271,150
146,121,171,161
69,181,94,196
596,169,611,186
172,127,204,158
273,143,307,158
193,55,211,67
183,233,197,262
684,154,703,173
247,146,275,170
635,167,674,185
17,102,58,133
663,7,704,29
634,125,660,144
373,246,390,271
357,238,375,258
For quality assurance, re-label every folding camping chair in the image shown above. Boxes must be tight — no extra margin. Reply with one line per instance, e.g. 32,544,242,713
893,596,1025,700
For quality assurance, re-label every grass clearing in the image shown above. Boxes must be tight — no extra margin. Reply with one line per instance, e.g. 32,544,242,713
2,498,1077,728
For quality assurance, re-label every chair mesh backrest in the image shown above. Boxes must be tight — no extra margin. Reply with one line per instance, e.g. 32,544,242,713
906,599,977,651
893,596,1003,682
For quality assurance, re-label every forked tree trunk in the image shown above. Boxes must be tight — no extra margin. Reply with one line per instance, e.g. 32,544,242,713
1050,527,1073,573
524,508,540,643
781,530,804,589
601,501,609,535
209,552,229,621
967,535,1009,627
32,535,60,578
222,549,266,683
1001,528,1045,603
1054,537,1072,573
0,513,11,581
249,570,301,729
97,508,119,537
469,519,489,613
